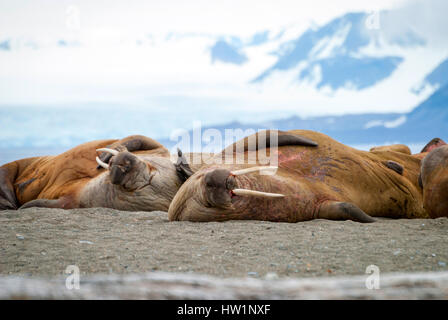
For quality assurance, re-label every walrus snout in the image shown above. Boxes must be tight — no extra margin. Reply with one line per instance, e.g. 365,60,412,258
109,152,141,186
203,167,286,207
204,169,235,207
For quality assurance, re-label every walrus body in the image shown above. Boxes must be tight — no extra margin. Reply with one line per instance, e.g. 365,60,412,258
0,135,182,211
420,144,448,218
168,130,428,223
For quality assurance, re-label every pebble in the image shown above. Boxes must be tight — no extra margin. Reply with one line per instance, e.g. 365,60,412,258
264,272,279,280
79,240,94,244
432,254,436,257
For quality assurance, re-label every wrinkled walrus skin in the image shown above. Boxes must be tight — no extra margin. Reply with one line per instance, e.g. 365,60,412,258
168,130,429,223
420,144,448,218
0,135,184,212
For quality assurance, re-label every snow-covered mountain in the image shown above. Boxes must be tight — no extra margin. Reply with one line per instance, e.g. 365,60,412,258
251,12,422,90
156,54,448,152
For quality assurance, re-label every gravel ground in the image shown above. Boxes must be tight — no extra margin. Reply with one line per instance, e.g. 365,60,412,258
1,208,447,279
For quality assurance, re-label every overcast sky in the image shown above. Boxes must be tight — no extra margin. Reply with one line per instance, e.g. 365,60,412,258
0,0,405,37
0,0,446,119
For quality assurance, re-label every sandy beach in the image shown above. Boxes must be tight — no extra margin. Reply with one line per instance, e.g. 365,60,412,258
1,208,447,279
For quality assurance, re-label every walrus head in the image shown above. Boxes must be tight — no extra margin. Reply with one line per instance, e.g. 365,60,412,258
168,165,287,222
95,148,191,211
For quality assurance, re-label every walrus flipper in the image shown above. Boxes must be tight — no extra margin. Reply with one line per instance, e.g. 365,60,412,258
277,131,318,148
0,167,19,210
222,130,318,155
175,149,194,182
318,201,376,223
19,199,63,210
97,135,167,169
384,160,404,175
421,138,446,153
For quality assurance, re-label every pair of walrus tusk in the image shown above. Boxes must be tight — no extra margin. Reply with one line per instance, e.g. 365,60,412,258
95,148,119,170
232,189,285,198
230,166,285,198
230,166,278,176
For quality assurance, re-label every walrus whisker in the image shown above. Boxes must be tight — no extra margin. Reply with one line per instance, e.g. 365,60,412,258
232,188,285,198
95,157,110,170
97,148,119,156
230,166,278,176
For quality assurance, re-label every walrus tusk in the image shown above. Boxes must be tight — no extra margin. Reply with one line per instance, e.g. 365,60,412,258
96,148,119,156
230,166,278,176
96,156,110,170
232,188,285,198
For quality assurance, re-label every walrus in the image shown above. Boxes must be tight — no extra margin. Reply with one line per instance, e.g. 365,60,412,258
0,135,193,211
369,139,448,216
420,142,448,218
168,130,429,223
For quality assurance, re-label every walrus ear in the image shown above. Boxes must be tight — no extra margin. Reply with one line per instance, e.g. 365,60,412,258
175,148,194,182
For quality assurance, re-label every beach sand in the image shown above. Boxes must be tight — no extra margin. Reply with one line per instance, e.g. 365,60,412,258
1,208,447,279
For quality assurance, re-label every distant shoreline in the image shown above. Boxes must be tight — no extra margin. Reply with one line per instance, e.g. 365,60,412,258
0,142,426,166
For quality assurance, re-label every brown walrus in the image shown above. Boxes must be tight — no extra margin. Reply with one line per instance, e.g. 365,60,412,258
369,138,448,218
168,130,429,223
0,135,190,211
